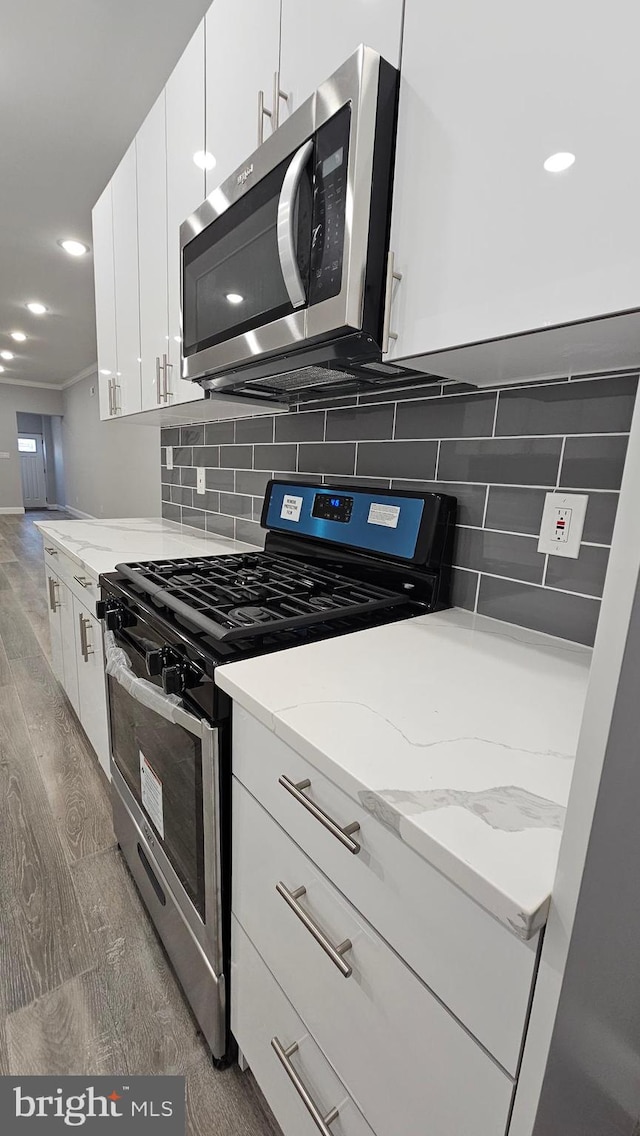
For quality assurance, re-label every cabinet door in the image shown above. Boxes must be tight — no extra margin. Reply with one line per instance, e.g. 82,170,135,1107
279,0,403,118
388,0,640,361
73,598,110,779
45,570,64,683
166,20,206,406
205,0,280,192
137,90,169,412
59,581,79,715
112,142,142,415
92,183,117,420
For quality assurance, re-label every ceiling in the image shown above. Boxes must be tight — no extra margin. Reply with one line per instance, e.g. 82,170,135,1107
0,0,211,388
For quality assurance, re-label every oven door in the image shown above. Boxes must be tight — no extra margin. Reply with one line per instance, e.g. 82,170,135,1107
104,628,222,969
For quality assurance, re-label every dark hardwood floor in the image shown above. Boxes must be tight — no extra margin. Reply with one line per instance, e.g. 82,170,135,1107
0,511,279,1135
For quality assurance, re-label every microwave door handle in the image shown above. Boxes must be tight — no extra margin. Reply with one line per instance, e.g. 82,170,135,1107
277,138,313,309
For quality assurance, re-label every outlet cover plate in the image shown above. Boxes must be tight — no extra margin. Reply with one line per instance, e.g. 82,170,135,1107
538,492,588,558
196,467,206,495
166,446,173,471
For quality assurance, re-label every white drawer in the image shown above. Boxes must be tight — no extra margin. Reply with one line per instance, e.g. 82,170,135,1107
232,780,514,1136
233,704,536,1073
232,916,375,1136
43,544,99,607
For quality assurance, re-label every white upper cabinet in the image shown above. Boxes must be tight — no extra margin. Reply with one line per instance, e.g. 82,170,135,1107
279,0,404,118
166,20,206,405
111,142,142,415
92,183,117,420
387,0,640,363
205,0,281,194
136,91,169,412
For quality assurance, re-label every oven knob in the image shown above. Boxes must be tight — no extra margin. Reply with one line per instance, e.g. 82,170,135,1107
162,664,183,696
105,608,122,632
145,649,165,677
95,600,107,620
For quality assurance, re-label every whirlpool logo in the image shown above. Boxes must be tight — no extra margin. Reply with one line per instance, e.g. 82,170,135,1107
3,1077,185,1134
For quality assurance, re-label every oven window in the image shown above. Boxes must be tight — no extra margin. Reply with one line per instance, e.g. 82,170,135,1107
183,152,313,356
108,657,205,919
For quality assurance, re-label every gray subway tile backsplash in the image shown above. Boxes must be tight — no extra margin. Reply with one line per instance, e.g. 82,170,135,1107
454,527,545,585
560,434,628,490
395,391,496,440
438,437,562,486
161,369,636,646
496,374,638,437
357,440,438,480
477,575,600,647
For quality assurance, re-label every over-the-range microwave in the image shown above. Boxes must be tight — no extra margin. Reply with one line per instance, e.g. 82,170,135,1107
180,46,424,405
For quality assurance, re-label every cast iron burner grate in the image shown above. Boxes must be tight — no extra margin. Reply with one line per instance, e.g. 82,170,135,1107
115,552,408,643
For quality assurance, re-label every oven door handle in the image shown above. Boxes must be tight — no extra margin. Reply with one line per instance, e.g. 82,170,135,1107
277,138,313,309
104,633,205,740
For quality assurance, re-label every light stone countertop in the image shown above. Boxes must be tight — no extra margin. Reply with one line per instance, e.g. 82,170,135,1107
34,516,257,579
216,607,592,939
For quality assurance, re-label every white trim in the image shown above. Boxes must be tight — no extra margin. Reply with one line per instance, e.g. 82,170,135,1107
64,506,95,519
61,363,98,390
0,506,25,514
0,377,65,391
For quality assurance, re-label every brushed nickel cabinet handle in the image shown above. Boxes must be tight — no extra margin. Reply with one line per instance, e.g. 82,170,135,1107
162,353,173,400
279,775,361,854
78,613,94,662
44,546,58,555
48,576,60,612
272,70,289,129
276,881,353,978
382,249,402,353
271,1037,339,1134
258,88,272,146
73,575,91,588
108,376,115,416
156,355,162,404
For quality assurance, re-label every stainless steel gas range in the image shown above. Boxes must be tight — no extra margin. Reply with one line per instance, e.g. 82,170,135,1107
96,480,456,1064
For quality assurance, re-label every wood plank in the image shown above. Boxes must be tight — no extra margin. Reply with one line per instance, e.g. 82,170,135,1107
0,604,42,660
0,686,95,1012
185,1054,280,1136
5,970,126,1075
0,637,11,687
71,847,205,1075
0,1019,8,1076
11,655,115,863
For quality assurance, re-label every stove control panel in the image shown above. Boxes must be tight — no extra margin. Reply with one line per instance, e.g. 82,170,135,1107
312,492,353,524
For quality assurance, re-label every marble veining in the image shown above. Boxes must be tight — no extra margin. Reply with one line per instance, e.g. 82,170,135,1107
216,607,592,939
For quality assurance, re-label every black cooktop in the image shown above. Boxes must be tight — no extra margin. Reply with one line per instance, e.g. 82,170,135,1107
115,551,411,644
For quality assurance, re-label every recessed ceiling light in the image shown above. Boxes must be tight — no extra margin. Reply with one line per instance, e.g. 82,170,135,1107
543,151,575,173
58,238,90,256
1,350,14,360
26,301,48,315
226,293,244,304
193,150,216,171
10,331,26,342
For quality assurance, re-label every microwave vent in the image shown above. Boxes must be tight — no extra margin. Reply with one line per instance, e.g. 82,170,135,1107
244,366,355,394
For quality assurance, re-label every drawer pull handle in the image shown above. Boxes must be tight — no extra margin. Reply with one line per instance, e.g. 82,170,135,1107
44,546,58,555
279,775,360,855
276,881,353,978
73,575,91,588
271,1037,339,1134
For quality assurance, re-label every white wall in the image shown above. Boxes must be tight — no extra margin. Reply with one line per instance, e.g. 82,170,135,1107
0,384,64,510
62,371,161,518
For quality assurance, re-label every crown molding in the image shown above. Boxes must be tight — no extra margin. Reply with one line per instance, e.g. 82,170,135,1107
0,377,64,390
61,362,98,389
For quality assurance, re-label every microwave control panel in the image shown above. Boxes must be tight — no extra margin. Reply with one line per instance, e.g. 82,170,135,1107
309,105,350,306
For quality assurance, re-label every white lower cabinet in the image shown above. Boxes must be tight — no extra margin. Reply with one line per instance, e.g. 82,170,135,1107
42,547,111,779
232,917,375,1136
232,776,514,1136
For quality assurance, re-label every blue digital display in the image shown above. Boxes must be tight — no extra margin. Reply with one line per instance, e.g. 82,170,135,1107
264,482,425,561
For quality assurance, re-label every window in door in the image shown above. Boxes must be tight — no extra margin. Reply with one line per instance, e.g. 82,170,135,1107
19,433,47,508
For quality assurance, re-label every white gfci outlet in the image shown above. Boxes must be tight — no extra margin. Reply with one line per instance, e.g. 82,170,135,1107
538,492,589,559
196,467,206,495
166,446,174,470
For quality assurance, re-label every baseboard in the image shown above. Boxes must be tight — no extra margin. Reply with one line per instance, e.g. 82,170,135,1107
65,506,96,520
46,503,61,510
0,506,25,515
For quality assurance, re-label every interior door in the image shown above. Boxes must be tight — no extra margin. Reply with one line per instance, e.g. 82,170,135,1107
19,434,47,507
